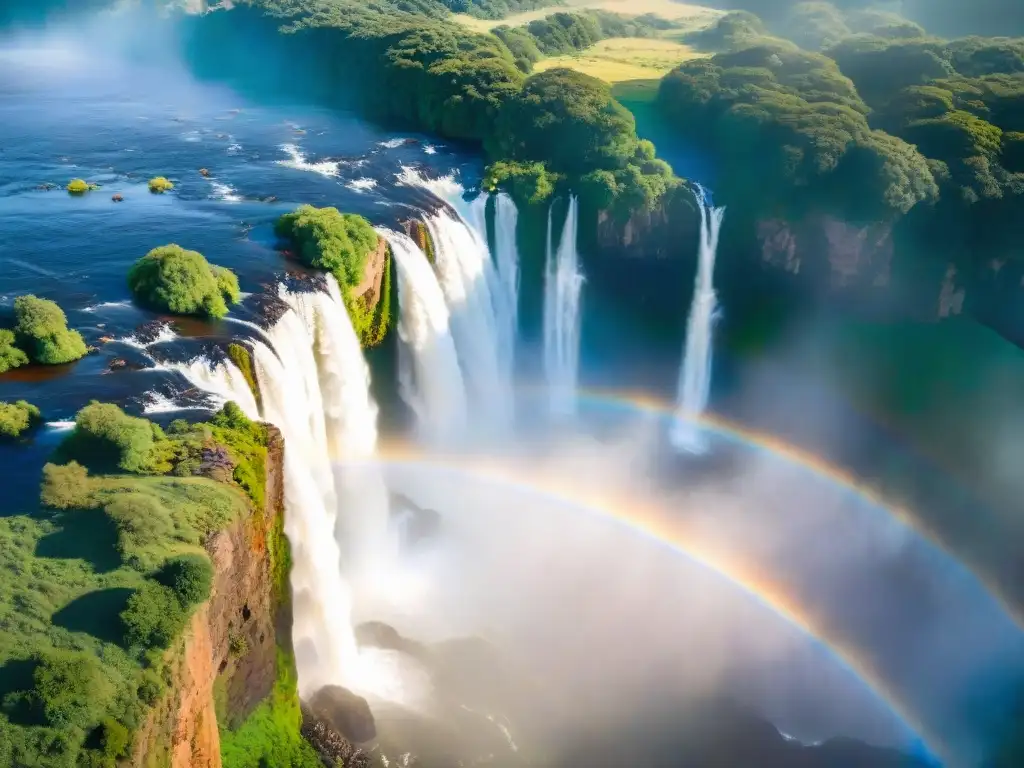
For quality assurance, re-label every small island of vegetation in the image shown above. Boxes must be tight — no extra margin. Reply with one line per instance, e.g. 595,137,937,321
275,205,393,347
66,178,98,194
147,176,174,193
126,244,241,320
0,400,41,439
0,295,90,371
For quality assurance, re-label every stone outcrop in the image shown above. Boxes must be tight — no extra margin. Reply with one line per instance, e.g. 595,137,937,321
352,235,387,304
132,427,285,767
307,685,376,743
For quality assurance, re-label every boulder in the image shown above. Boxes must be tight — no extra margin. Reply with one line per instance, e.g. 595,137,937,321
199,168,210,177
307,685,377,743
111,193,124,202
300,706,371,768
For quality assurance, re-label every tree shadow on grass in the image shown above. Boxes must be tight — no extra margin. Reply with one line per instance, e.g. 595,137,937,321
52,587,134,646
35,508,121,574
0,657,42,726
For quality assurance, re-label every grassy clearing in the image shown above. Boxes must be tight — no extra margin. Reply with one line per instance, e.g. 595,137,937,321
533,36,706,82
455,0,720,32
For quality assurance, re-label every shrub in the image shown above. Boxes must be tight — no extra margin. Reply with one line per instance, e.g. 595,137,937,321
61,402,159,473
147,176,174,193
121,582,187,650
229,631,249,658
227,342,261,410
13,295,89,365
40,461,96,510
126,244,240,319
66,178,95,194
97,717,130,762
104,494,173,556
0,400,41,438
33,650,113,730
274,206,378,291
157,554,214,607
0,328,29,373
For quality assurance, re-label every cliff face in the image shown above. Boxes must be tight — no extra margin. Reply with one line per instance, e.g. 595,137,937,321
353,236,388,308
590,191,1024,344
132,427,286,767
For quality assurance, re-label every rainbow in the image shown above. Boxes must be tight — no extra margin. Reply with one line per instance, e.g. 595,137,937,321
359,446,950,766
571,387,1024,632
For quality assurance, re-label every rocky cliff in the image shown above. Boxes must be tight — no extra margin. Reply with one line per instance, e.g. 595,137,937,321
589,188,1024,346
132,427,286,768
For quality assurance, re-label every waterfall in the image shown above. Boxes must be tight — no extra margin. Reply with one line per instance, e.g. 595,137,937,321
672,185,725,453
173,274,393,697
381,227,469,445
273,277,395,606
425,208,513,434
543,196,584,418
396,166,515,434
493,193,520,383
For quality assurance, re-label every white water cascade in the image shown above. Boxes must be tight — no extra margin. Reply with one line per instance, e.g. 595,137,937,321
173,274,393,697
397,167,515,434
382,227,469,445
493,193,521,383
425,208,513,433
672,186,726,453
543,196,584,418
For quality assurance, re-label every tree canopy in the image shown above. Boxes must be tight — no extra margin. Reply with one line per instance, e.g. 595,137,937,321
275,205,378,289
12,295,89,365
126,244,240,319
0,400,41,438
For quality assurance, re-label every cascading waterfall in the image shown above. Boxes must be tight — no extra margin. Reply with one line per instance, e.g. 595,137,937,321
493,193,521,383
672,185,726,453
425,209,513,433
274,277,395,608
173,274,393,697
543,196,584,418
382,227,469,445
397,167,515,434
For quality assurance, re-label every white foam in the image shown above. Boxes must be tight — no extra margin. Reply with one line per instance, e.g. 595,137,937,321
82,300,131,313
379,137,409,149
276,143,340,177
45,420,76,431
119,323,177,349
210,181,242,202
346,177,378,193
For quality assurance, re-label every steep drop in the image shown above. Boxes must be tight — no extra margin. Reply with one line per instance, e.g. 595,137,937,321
543,196,584,418
383,227,469,445
672,185,725,453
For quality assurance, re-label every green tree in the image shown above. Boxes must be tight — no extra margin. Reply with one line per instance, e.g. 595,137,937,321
126,244,240,319
120,583,187,650
275,206,378,290
60,402,160,474
0,328,29,373
157,554,214,607
13,295,89,365
32,651,113,730
0,400,41,438
147,176,174,193
40,461,95,509
104,494,173,557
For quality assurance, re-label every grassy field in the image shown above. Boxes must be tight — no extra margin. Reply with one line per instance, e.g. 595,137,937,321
533,36,706,82
454,0,721,32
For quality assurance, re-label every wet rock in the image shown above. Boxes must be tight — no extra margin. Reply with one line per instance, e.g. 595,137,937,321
390,492,442,549
36,183,58,191
108,358,127,370
199,445,235,484
260,195,278,203
199,168,211,177
131,320,172,346
111,193,124,202
354,621,426,659
300,707,371,768
307,685,377,743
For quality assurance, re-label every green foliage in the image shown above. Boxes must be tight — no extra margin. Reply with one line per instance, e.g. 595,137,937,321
60,402,160,474
97,717,130,763
104,494,174,566
40,461,96,509
126,244,241,319
228,631,249,658
219,648,321,768
66,178,96,194
483,160,561,203
440,0,559,20
684,11,772,52
120,582,187,650
275,205,378,290
0,400,41,438
12,295,89,365
33,650,113,730
227,342,262,412
658,44,939,220
156,554,214,607
0,328,29,373
147,176,174,193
